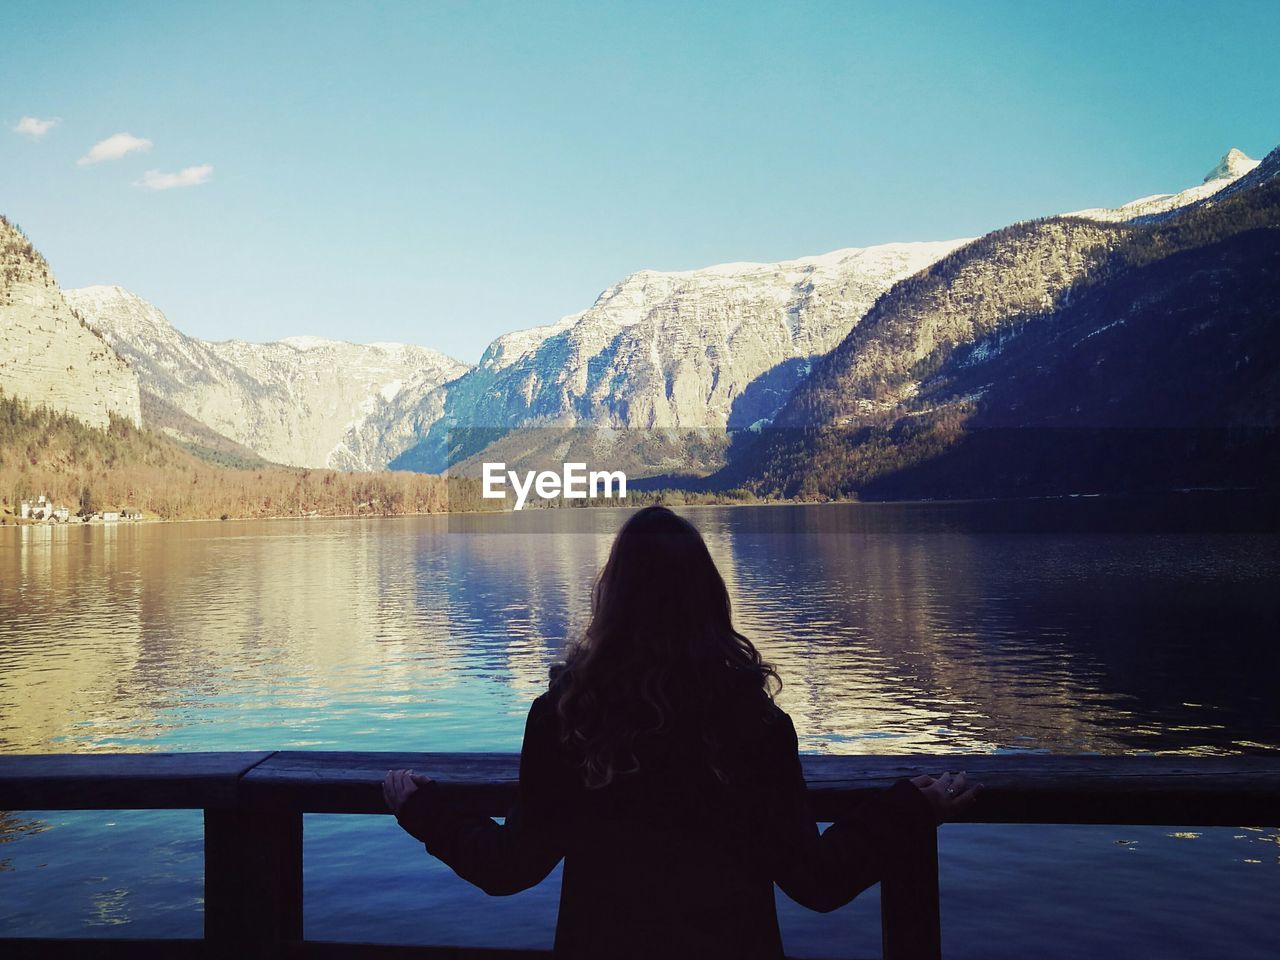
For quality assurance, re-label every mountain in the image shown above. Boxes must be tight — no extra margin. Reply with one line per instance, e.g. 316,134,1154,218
853,226,1280,500
1068,148,1258,223
15,144,1264,488
391,239,972,474
731,146,1280,500
64,285,467,470
395,149,1262,477
0,218,141,430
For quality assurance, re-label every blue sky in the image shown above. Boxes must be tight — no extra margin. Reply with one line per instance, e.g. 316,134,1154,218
2,0,1277,363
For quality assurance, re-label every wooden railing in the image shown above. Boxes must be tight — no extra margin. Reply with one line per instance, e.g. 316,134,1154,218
1,752,1278,960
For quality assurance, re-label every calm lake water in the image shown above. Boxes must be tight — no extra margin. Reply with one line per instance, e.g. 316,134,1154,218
1,498,1278,958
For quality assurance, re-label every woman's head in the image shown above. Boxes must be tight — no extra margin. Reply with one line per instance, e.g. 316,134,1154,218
554,505,779,787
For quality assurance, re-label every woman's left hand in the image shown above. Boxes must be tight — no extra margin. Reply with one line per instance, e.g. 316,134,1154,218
910,771,980,822
383,768,433,816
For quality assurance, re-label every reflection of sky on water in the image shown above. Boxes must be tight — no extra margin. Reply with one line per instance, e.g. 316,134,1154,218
1,502,1277,953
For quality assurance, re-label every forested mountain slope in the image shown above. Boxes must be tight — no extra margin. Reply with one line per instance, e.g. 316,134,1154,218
732,147,1280,499
0,390,465,521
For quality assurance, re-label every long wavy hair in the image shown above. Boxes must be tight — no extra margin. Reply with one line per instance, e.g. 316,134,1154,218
553,506,779,788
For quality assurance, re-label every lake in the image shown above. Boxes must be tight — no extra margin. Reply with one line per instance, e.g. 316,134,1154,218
1,497,1278,958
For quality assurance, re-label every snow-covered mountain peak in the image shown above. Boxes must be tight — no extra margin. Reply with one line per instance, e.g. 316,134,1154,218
1203,148,1257,183
614,239,969,284
475,238,972,379
274,336,425,357
394,233,976,473
1067,147,1258,223
279,335,342,351
66,284,176,336
72,283,134,302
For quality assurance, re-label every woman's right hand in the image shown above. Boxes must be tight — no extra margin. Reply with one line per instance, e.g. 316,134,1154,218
383,768,434,816
910,771,980,823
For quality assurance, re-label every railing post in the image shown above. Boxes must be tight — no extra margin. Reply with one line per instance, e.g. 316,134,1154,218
204,807,303,959
880,827,941,960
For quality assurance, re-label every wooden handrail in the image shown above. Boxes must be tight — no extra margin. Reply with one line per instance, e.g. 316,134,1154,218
2,752,1278,960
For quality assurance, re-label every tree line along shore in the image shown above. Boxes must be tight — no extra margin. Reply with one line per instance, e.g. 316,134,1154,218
0,390,475,522
0,390,776,524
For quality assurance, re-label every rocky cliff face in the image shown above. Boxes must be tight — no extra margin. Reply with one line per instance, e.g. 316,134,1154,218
64,285,467,469
326,371,453,473
392,239,972,472
0,218,142,430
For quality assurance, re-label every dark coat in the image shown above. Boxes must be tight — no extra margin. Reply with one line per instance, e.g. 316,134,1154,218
396,690,935,959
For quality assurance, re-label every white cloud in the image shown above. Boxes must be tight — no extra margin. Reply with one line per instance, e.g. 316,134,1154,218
135,164,214,191
13,116,60,139
78,132,153,165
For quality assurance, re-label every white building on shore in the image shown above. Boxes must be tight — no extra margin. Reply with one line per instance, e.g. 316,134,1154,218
17,495,74,523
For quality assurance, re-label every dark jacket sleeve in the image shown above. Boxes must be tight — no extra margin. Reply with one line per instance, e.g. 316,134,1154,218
394,698,565,896
765,713,936,913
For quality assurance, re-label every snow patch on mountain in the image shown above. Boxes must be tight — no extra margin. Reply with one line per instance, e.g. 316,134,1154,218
394,238,973,473
1067,148,1258,223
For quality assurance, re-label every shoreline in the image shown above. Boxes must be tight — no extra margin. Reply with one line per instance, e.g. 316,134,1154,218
1,485,1268,531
